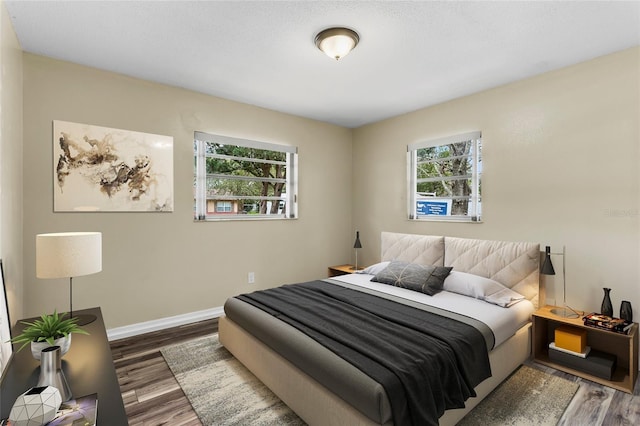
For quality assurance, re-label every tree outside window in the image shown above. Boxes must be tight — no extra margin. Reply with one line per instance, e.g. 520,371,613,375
408,132,481,222
194,133,297,221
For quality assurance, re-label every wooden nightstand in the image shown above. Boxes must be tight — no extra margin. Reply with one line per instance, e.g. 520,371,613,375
532,305,638,393
328,264,362,277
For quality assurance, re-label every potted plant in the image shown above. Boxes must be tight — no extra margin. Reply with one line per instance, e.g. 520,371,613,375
9,310,89,360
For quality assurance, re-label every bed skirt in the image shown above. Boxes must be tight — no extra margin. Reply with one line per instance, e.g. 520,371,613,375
219,315,532,425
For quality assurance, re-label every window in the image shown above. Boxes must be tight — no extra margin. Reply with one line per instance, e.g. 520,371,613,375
215,201,232,213
194,132,298,221
408,131,482,222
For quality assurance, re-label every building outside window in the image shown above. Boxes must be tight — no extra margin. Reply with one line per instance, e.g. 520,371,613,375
215,200,232,213
194,132,298,221
407,131,482,222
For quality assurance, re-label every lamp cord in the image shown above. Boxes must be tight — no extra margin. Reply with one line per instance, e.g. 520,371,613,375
69,276,73,319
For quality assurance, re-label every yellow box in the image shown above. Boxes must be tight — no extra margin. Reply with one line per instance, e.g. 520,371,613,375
555,326,587,353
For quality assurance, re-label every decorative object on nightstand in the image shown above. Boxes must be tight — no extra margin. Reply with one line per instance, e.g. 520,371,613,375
600,288,613,317
37,346,72,401
9,386,62,426
583,312,633,334
36,232,102,326
620,300,633,322
9,310,88,359
541,245,580,318
353,231,362,271
554,325,587,353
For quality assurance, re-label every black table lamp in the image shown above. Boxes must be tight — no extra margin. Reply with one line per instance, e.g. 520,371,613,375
353,231,362,271
541,245,580,318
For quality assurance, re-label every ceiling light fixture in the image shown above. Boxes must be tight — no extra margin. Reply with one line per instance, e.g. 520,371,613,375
315,27,359,61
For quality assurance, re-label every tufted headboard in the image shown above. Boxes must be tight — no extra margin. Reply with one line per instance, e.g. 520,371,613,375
381,232,541,308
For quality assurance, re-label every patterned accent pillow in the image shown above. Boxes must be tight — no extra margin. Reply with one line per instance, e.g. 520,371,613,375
371,261,453,296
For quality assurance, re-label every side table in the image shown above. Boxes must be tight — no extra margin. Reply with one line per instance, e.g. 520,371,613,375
328,264,363,277
0,307,128,423
532,305,638,393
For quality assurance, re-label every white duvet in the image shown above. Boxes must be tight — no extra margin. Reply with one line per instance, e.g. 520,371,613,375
331,272,534,348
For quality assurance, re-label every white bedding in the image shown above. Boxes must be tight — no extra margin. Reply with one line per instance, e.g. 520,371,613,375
332,272,534,347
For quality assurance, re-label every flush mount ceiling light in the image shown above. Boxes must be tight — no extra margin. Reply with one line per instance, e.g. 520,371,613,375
315,27,360,61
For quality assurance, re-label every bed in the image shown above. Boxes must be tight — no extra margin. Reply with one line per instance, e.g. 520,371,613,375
219,232,542,425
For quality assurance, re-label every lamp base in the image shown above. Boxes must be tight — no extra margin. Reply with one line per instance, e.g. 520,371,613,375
72,314,97,326
551,306,580,319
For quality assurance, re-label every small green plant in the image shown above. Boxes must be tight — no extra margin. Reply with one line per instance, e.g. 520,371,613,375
9,310,89,352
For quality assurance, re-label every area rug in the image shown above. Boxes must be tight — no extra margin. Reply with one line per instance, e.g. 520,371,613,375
161,334,304,425
162,335,578,426
458,364,579,426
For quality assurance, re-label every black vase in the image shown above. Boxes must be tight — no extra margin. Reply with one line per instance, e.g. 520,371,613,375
620,301,633,322
601,288,613,317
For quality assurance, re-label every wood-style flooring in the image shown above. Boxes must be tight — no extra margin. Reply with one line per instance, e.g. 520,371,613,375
110,318,639,426
110,319,217,425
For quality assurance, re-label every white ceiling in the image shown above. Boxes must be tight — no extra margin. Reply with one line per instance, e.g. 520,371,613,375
5,1,640,128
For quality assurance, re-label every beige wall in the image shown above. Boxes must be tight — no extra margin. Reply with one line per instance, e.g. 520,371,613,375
14,31,640,332
22,54,353,328
0,1,24,324
353,47,640,317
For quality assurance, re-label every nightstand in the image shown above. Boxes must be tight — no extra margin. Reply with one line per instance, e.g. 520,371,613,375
532,305,638,393
328,264,362,277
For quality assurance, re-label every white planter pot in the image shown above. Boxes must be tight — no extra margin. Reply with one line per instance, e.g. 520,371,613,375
31,335,71,360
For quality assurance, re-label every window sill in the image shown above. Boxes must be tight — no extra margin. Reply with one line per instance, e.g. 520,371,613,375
408,217,482,223
195,216,297,222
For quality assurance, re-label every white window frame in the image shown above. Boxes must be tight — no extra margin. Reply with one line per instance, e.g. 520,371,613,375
194,132,298,221
407,131,482,222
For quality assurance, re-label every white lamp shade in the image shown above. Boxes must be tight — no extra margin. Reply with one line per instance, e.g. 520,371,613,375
36,232,102,279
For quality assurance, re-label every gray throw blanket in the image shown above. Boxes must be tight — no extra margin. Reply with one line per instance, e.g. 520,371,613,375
236,280,491,426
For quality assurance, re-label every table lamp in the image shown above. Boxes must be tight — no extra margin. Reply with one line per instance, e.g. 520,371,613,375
541,245,580,318
353,231,362,271
36,232,102,325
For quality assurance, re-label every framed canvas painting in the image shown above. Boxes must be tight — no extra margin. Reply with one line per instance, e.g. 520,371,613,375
53,120,174,212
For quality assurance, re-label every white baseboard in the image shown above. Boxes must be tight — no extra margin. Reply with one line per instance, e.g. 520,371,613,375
106,306,224,341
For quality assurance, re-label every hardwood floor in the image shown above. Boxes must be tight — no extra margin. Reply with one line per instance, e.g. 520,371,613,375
530,359,640,426
110,319,217,425
110,318,639,425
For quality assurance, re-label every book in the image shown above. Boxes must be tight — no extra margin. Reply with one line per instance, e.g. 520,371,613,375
583,313,633,334
46,393,98,426
549,341,591,358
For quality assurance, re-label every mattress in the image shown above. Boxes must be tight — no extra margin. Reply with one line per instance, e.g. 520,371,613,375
332,273,534,347
224,276,534,424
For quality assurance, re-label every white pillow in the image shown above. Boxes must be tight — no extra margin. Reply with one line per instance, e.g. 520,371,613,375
357,261,390,275
443,271,525,308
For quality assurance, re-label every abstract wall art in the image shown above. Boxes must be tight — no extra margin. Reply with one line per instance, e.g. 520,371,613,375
53,121,174,212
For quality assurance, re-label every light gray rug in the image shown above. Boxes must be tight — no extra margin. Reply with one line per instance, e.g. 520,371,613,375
458,365,579,426
162,335,578,426
161,334,304,425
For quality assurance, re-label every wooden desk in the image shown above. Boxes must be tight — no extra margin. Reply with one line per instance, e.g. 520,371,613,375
0,307,128,424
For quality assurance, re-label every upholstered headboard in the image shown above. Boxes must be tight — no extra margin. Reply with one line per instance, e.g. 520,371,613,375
381,232,541,308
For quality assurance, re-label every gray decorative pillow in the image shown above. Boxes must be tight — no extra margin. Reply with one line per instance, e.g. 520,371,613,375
371,261,453,296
